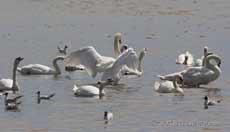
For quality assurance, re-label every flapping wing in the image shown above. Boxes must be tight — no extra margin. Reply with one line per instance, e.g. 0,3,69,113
64,46,102,77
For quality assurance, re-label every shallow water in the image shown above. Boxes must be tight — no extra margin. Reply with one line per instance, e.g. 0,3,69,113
0,0,230,132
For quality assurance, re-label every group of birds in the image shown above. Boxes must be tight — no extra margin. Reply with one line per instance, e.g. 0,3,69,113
0,32,223,119
154,46,222,109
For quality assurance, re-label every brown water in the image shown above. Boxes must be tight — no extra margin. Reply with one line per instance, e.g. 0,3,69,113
0,0,230,131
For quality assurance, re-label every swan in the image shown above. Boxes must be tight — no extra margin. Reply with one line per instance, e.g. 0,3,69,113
0,57,23,93
176,46,213,67
121,48,147,76
159,54,221,87
4,93,22,110
73,79,113,97
17,56,64,75
176,51,194,66
154,74,184,96
65,46,116,78
65,32,122,72
57,45,68,55
101,48,139,84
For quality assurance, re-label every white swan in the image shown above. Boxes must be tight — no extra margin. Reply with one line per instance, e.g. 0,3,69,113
65,32,122,72
159,54,221,87
154,74,184,95
121,48,147,76
176,51,194,66
17,56,64,75
0,57,23,93
73,79,113,97
176,46,213,67
101,48,139,84
65,46,116,78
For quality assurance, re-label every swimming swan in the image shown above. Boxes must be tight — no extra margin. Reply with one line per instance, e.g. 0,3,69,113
203,95,221,109
159,54,221,87
154,74,184,95
0,57,23,93
121,48,147,76
73,79,113,97
17,56,64,75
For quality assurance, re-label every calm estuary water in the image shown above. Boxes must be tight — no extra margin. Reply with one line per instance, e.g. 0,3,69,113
0,0,230,132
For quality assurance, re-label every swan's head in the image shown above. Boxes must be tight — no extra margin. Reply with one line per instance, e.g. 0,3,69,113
114,32,122,44
36,91,40,95
203,96,208,100
204,46,208,54
175,74,183,84
15,57,24,65
183,55,189,65
120,44,128,53
3,92,8,96
104,111,108,120
64,45,68,49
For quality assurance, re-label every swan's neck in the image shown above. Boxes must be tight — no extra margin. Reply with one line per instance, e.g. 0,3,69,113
173,79,179,90
205,55,221,79
114,38,121,57
52,57,63,75
138,51,145,72
12,61,18,91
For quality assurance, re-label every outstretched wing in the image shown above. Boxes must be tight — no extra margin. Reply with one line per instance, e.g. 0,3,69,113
64,46,102,77
101,48,139,81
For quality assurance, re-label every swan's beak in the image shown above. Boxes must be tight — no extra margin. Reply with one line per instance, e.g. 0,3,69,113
218,61,221,67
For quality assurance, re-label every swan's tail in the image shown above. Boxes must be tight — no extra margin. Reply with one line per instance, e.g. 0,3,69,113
73,85,79,93
17,67,22,72
154,81,160,90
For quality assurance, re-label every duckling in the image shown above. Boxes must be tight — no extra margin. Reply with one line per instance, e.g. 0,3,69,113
36,91,55,104
203,96,222,109
104,111,113,121
4,92,22,110
57,45,68,55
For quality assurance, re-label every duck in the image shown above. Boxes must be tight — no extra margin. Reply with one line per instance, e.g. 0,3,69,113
203,95,221,109
4,92,22,110
17,56,64,75
36,91,55,104
154,74,184,96
57,45,68,55
159,54,221,87
73,79,113,98
0,57,23,93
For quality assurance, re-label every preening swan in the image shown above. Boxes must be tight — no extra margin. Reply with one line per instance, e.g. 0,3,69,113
159,54,221,87
0,57,23,93
57,45,68,55
176,46,213,67
73,79,113,97
17,56,64,75
154,74,184,96
121,48,147,76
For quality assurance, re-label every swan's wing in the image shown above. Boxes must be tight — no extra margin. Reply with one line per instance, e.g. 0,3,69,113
19,64,52,74
0,79,13,89
176,54,185,64
101,48,138,81
64,46,102,77
158,72,181,81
